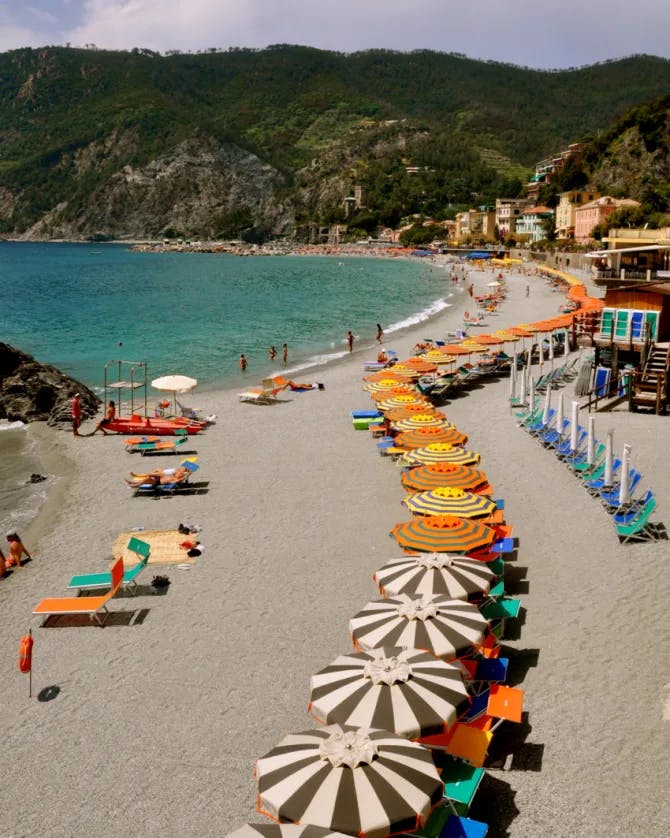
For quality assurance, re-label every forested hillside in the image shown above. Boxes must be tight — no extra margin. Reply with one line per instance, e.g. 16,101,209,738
1,45,670,240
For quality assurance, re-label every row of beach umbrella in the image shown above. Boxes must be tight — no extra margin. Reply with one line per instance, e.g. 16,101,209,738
232,271,605,838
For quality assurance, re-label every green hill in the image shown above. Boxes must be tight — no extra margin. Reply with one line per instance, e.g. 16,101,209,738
1,45,670,239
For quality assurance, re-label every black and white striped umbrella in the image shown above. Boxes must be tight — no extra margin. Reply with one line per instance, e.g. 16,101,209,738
349,594,488,661
309,647,470,739
255,724,443,838
227,825,349,838
373,554,495,601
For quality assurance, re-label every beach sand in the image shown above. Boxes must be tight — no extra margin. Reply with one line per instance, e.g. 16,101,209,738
2,264,670,837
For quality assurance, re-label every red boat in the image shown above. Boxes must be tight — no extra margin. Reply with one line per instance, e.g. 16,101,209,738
104,415,206,435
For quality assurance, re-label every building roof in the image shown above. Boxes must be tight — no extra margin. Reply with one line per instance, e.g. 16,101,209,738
578,196,640,211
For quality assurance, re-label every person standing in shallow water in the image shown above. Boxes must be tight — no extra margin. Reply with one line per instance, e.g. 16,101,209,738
268,345,277,361
282,343,288,364
347,330,354,352
239,354,248,372
376,323,384,344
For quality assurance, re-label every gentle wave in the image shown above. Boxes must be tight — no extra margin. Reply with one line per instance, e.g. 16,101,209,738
0,421,26,431
385,297,453,334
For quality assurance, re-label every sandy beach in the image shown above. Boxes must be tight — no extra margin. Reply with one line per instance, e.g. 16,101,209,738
3,263,670,838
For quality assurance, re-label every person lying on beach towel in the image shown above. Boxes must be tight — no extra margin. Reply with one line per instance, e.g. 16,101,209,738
126,466,190,488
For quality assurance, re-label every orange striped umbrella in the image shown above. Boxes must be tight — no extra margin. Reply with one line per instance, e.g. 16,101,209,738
423,350,457,365
364,379,414,393
392,362,438,375
393,415,454,432
440,344,473,356
471,334,503,346
371,388,422,402
403,488,497,519
363,370,407,383
384,405,446,421
401,443,481,466
394,426,467,449
401,463,489,493
377,394,429,411
460,340,488,353
391,515,495,554
507,327,534,338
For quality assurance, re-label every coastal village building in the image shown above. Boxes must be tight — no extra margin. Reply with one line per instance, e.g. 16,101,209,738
574,197,640,243
525,143,585,201
495,198,534,239
515,206,554,243
454,206,496,244
554,190,600,239
585,227,670,412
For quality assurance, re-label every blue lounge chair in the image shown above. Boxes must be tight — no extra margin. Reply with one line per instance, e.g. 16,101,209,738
129,460,199,494
585,458,621,495
600,470,643,508
616,495,659,543
67,537,151,595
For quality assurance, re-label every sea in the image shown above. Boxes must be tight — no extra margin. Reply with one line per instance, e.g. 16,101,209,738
0,241,463,533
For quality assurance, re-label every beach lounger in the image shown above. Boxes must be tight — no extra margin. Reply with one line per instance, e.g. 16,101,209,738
599,470,643,508
440,755,485,816
238,378,284,404
129,459,199,494
125,428,189,455
616,495,659,542
439,815,488,837
66,537,150,595
33,557,124,626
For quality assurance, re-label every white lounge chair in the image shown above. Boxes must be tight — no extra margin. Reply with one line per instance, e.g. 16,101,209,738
238,378,283,404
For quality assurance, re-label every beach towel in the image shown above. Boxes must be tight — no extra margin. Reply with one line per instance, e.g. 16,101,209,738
113,530,199,566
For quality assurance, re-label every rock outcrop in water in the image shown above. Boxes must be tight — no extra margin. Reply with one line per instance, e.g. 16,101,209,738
0,342,100,425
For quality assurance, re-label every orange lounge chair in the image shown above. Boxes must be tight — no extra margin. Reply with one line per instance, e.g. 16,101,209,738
33,557,124,626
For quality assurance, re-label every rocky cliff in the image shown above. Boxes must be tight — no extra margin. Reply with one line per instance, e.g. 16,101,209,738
0,342,100,425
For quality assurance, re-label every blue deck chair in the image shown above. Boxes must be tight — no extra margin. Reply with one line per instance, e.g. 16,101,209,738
616,495,659,543
440,815,488,837
585,458,622,494
600,470,643,508
67,537,151,595
611,490,654,525
593,366,611,397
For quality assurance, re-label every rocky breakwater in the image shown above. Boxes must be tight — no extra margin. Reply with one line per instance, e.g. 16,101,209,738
0,342,100,425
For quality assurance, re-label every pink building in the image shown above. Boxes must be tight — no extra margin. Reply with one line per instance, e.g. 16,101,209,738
574,196,640,244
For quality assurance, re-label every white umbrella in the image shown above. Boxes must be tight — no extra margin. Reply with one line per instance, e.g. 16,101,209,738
586,415,596,464
528,370,535,413
151,374,197,415
517,366,527,406
570,400,580,451
548,334,554,370
487,280,501,288
604,430,614,487
508,358,517,401
619,444,632,506
555,391,564,437
542,383,552,425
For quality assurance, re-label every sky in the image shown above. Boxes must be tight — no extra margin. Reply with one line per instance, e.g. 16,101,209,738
2,0,670,70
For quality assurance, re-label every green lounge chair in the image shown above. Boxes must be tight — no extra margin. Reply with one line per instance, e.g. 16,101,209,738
440,754,485,816
66,537,150,595
616,496,659,543
125,428,189,455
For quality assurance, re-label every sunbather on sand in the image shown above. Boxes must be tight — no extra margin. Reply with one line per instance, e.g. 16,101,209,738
126,466,190,488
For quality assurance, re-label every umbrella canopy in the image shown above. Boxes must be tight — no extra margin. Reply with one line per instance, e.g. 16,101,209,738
374,554,495,600
442,345,475,357
508,327,534,338
228,827,348,838
472,334,503,346
350,594,489,661
494,330,520,343
459,340,488,354
403,488,496,519
255,723,443,838
371,387,420,402
395,427,468,449
423,350,457,365
309,647,470,739
151,374,197,393
400,358,439,372
392,415,454,432
391,515,495,554
384,405,445,421
401,444,481,466
365,379,415,393
401,463,489,493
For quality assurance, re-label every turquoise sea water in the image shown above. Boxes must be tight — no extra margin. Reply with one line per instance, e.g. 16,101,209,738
0,242,461,532
0,242,459,392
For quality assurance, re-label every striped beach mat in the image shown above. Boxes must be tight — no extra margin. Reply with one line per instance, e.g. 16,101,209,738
113,530,198,566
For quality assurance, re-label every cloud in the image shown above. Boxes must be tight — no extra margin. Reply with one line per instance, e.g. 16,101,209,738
9,0,670,68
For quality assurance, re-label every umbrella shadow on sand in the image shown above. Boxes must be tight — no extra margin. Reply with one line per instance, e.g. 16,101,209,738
468,770,521,837
485,712,545,774
503,646,540,687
